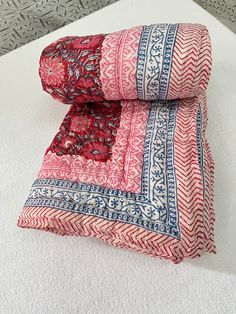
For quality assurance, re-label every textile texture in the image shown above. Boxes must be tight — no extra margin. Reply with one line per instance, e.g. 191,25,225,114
0,0,119,56
17,23,216,263
193,0,236,34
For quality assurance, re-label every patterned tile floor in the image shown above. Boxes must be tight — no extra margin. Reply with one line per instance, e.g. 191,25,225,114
0,0,119,56
194,0,236,34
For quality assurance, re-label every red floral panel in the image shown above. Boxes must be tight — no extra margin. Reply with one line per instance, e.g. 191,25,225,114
47,101,122,162
39,34,106,105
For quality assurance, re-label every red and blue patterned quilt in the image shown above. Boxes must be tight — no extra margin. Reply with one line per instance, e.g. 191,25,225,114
18,24,216,263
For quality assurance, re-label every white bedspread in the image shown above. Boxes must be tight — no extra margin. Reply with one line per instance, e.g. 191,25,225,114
0,0,236,312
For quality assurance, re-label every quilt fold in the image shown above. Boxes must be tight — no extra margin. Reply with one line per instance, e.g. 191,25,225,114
17,23,216,263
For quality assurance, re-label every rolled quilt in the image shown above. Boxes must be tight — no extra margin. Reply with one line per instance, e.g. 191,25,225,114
18,24,216,263
39,24,211,102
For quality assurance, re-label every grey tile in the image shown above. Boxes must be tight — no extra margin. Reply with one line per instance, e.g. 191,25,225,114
0,0,119,56
193,0,236,34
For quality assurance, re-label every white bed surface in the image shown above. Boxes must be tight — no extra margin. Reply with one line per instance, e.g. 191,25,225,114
0,0,236,313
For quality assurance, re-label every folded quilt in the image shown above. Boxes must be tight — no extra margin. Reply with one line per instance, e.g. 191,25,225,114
17,23,216,263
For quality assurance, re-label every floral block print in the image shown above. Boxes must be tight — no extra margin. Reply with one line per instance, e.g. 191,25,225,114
39,34,106,104
46,101,122,162
18,24,215,263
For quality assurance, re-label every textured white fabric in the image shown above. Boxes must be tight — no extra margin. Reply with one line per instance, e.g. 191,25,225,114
0,0,236,312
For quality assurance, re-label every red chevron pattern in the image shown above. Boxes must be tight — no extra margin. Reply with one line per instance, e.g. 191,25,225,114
201,94,216,253
167,24,212,99
18,207,180,262
173,95,215,259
